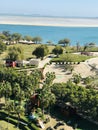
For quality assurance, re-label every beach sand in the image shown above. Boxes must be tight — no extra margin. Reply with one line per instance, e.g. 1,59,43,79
0,16,98,27
43,55,98,83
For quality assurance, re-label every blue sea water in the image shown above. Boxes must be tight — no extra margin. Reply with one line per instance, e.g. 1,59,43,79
0,24,98,45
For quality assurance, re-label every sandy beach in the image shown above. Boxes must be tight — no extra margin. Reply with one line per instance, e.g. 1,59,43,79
0,16,98,27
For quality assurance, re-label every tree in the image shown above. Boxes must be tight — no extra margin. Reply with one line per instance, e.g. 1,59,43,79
24,35,33,41
2,31,11,38
46,40,53,45
32,45,49,59
7,46,24,61
0,34,7,41
11,33,22,43
88,42,96,47
2,81,12,104
45,72,56,86
52,45,63,57
58,38,70,47
83,43,88,51
0,40,6,54
76,42,80,52
38,72,56,114
2,30,11,41
33,36,42,44
12,82,21,103
72,73,81,84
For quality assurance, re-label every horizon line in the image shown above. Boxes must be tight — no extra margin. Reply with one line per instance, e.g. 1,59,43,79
0,13,98,19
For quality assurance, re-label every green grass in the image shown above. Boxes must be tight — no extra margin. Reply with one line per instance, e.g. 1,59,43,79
0,120,17,130
0,44,55,60
51,53,94,62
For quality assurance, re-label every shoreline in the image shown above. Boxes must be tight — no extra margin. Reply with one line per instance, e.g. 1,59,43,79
0,16,98,27
1,23,98,27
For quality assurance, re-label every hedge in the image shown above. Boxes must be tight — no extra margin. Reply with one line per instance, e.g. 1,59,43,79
0,111,40,130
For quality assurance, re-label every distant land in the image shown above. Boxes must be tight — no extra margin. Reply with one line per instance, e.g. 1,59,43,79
0,13,98,19
0,14,98,27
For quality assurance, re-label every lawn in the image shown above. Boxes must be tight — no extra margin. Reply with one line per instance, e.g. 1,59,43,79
0,44,55,60
51,53,94,62
0,120,17,130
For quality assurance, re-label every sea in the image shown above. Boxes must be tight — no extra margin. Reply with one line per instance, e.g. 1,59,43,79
0,17,98,45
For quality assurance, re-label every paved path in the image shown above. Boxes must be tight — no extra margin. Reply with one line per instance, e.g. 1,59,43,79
38,57,51,68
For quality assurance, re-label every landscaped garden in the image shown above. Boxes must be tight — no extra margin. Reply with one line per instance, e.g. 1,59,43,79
0,31,98,130
51,53,94,63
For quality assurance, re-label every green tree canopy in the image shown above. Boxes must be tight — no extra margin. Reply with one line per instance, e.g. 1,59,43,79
0,40,7,54
2,30,11,41
11,33,22,43
24,35,33,41
32,45,49,59
58,38,70,47
7,46,24,61
52,45,63,56
0,34,7,41
2,31,11,37
33,36,42,44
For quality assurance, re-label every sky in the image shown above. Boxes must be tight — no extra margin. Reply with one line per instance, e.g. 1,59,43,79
0,0,98,17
